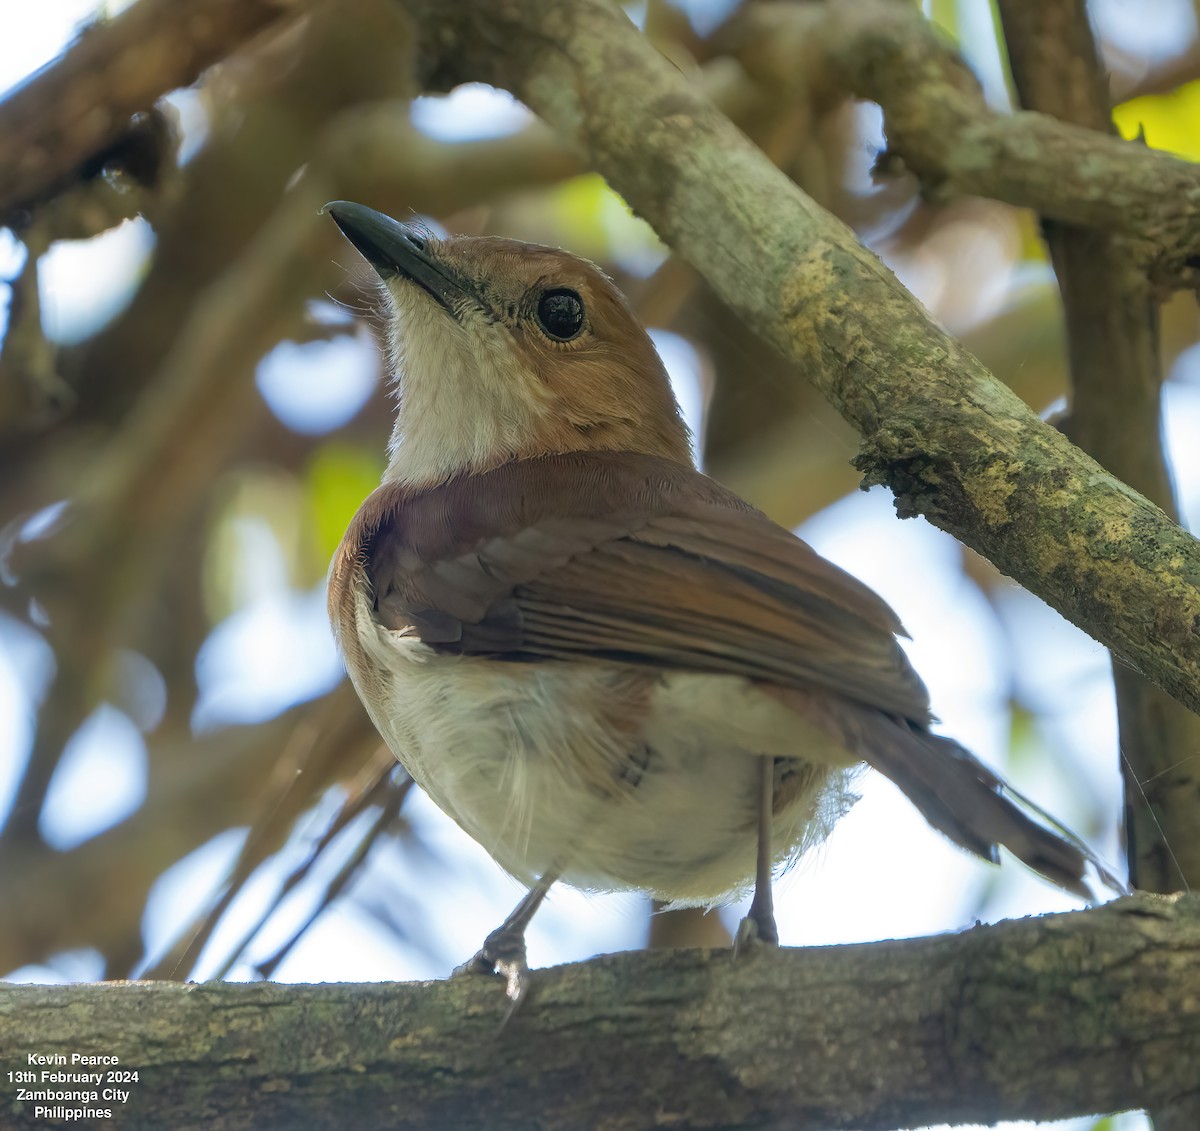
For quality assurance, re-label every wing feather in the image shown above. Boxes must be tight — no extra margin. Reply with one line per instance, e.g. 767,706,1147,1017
360,451,931,722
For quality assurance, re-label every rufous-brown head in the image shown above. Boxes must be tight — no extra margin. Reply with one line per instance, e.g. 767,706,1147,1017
325,202,691,487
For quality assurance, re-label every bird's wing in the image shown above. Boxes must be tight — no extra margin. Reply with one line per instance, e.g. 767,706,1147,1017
356,451,932,722
343,450,1123,898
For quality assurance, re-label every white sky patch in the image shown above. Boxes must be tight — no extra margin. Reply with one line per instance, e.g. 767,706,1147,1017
162,87,211,166
111,649,168,733
773,770,994,946
270,902,436,984
1163,378,1200,530
799,489,1001,705
39,217,155,344
0,653,30,828
790,495,1001,935
411,84,533,141
994,584,1112,717
344,789,649,980
1090,0,1197,63
256,328,378,434
0,0,99,95
675,0,741,37
924,0,1010,108
927,1115,1150,1131
12,500,69,547
39,704,148,850
0,228,26,339
0,615,56,831
649,328,705,466
926,1119,1128,1131
622,2,648,31
845,103,887,197
186,838,318,982
139,795,430,982
192,584,344,730
139,827,248,974
4,948,107,986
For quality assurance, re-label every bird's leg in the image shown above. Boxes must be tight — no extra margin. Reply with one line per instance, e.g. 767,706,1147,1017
735,756,779,954
455,870,557,1013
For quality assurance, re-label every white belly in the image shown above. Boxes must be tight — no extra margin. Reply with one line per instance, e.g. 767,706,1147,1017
349,592,859,904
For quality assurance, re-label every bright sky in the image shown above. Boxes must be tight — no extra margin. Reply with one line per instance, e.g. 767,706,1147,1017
0,7,1185,1129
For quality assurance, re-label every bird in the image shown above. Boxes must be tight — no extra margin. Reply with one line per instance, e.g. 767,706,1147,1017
323,200,1123,1005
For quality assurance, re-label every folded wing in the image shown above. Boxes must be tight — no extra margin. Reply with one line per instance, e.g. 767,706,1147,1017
352,450,1120,897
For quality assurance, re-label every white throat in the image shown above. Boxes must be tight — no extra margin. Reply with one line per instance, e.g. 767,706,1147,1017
383,300,549,487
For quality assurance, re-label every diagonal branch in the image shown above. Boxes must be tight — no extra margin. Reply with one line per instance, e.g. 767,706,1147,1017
734,0,1200,291
0,0,305,215
391,0,1200,718
1,894,1196,1130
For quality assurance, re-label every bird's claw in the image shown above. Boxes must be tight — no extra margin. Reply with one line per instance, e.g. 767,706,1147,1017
733,908,779,959
453,924,534,1024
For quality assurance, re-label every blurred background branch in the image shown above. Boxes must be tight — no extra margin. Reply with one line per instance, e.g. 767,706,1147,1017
0,0,303,215
735,0,1200,290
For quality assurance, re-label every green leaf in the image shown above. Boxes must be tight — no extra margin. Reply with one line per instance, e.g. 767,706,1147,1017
306,441,384,566
1114,79,1200,160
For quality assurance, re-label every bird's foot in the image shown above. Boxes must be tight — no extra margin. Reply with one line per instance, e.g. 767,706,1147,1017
733,904,779,959
454,922,534,1023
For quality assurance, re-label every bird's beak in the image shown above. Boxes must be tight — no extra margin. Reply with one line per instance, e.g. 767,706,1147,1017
323,200,470,313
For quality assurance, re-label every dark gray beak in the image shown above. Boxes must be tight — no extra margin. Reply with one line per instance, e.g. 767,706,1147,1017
323,201,467,312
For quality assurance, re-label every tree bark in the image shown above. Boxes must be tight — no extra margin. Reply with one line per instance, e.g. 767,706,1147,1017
1,894,1196,1130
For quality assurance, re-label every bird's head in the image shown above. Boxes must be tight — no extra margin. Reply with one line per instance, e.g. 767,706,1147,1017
325,201,691,487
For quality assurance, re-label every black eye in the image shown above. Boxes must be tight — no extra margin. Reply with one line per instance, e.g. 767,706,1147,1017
536,288,585,341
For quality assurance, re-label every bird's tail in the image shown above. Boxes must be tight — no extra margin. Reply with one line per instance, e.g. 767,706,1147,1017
857,716,1127,900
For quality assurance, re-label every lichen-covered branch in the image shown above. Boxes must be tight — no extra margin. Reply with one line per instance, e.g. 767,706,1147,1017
735,0,1200,291
1,895,1196,1130
390,0,1200,721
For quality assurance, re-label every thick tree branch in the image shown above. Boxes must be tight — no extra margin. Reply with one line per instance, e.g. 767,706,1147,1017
735,0,1200,291
387,0,1200,720
0,0,304,215
1,895,1196,1130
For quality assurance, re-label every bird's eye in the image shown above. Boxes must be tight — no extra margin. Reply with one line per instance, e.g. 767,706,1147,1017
535,288,585,341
